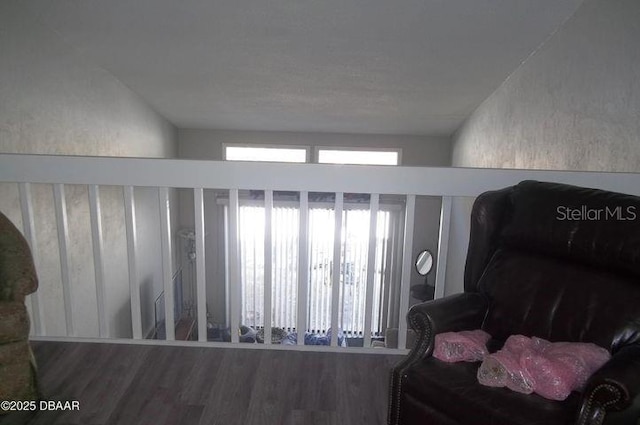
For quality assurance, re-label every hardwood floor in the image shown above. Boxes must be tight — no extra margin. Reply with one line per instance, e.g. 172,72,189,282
1,342,404,425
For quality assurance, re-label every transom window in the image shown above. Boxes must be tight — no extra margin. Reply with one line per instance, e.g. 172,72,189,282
317,148,400,166
224,145,308,163
223,144,401,166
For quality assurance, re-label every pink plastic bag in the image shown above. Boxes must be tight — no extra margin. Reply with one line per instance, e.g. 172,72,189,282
433,329,491,363
477,335,611,401
477,335,536,393
522,338,610,400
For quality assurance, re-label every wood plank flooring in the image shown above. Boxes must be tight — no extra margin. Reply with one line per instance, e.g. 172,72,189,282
0,342,404,425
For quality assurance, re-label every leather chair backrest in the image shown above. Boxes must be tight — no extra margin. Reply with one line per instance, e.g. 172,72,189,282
474,181,640,353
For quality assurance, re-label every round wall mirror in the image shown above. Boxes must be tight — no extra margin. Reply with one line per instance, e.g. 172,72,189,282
415,250,433,276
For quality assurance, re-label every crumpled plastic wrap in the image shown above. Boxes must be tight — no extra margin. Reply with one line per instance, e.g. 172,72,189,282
477,335,538,393
521,337,611,400
477,335,610,400
433,329,491,362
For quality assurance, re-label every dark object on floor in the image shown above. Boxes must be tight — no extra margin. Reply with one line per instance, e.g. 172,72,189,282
208,325,257,343
389,181,640,425
256,327,287,344
281,328,347,346
0,211,39,411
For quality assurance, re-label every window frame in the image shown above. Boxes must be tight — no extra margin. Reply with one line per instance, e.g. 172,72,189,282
314,146,402,166
222,143,311,163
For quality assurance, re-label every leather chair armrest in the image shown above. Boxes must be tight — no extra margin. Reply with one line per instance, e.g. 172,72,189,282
577,344,640,425
388,292,488,425
406,292,489,360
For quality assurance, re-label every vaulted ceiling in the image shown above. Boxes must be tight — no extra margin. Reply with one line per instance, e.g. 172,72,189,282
24,0,584,135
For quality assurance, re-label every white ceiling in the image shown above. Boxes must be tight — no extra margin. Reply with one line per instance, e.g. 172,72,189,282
24,0,584,136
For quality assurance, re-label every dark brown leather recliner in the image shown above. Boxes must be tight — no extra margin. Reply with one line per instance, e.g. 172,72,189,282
389,180,640,425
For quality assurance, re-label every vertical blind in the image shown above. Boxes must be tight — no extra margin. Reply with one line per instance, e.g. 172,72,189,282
238,202,396,337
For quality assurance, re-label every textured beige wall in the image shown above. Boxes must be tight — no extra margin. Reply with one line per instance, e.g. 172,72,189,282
0,1,177,338
452,0,640,172
0,2,176,158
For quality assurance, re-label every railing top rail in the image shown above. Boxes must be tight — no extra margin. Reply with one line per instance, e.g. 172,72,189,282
2,153,640,197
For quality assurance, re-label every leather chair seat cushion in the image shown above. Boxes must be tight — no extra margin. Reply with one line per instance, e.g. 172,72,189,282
402,357,580,425
401,392,462,425
0,301,30,344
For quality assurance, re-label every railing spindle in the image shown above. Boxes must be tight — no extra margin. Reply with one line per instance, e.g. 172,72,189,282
228,189,241,344
435,196,452,300
53,184,74,336
330,192,344,347
384,215,399,330
264,190,273,344
194,188,207,342
159,187,175,341
296,191,309,345
123,186,142,339
88,185,108,338
398,195,416,350
363,194,380,347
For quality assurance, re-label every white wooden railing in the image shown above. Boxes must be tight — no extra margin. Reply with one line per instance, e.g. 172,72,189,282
1,153,640,354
